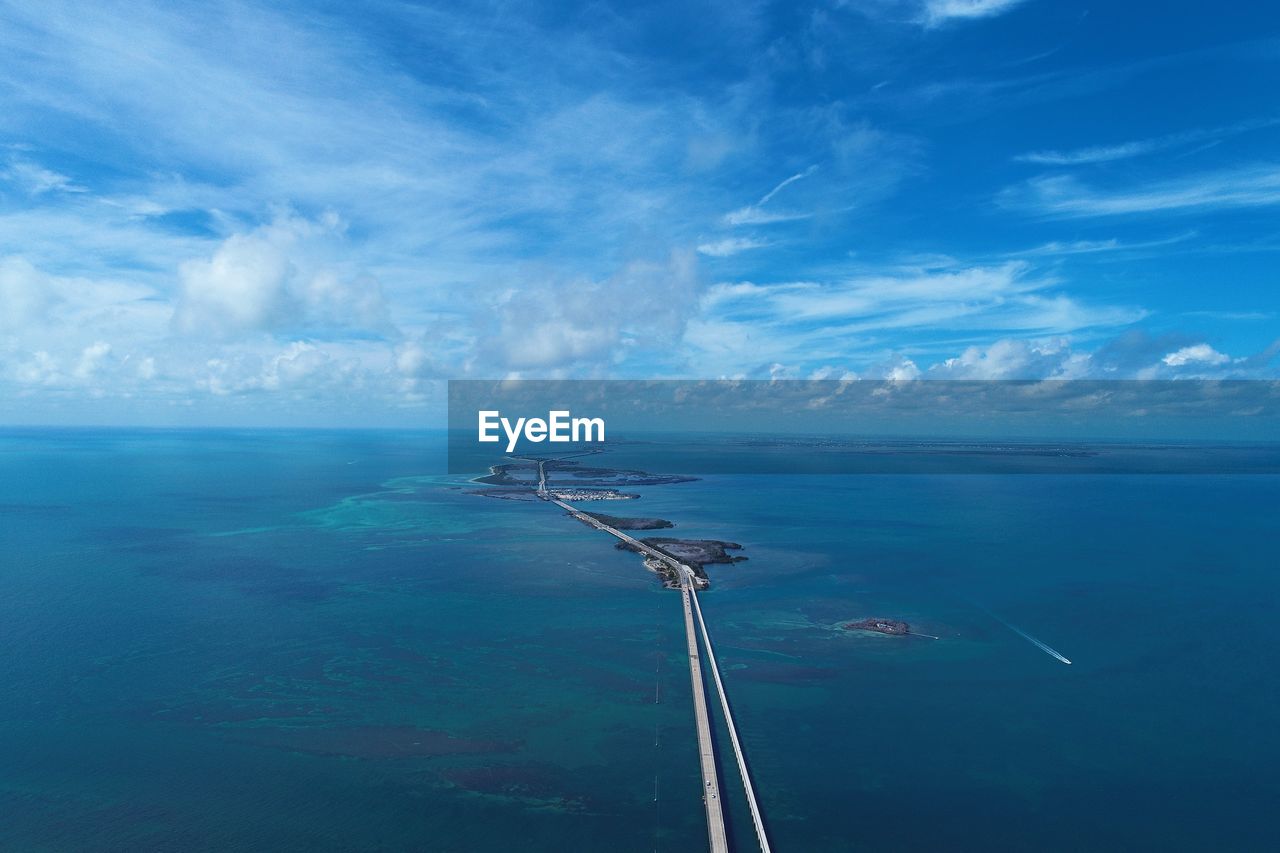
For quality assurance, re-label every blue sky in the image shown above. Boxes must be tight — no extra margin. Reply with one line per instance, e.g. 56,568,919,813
1,0,1278,425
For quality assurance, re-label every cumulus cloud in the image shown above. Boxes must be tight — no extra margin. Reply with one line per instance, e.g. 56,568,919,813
808,365,859,380
877,354,922,380
747,334,1279,384
484,251,701,372
930,337,1090,378
0,255,170,397
1162,343,1231,367
195,340,388,397
934,336,1274,379
73,341,112,380
172,214,392,339
394,339,442,379
12,350,59,386
0,1,1274,425
0,256,55,330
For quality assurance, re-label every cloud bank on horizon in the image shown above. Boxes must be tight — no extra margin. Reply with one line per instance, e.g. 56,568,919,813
0,0,1277,425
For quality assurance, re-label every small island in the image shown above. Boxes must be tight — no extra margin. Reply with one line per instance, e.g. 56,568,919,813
469,454,737,589
844,618,911,636
615,537,746,587
475,459,696,489
580,511,673,530
635,538,747,567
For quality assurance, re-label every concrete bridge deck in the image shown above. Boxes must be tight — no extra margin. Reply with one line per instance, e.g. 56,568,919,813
533,464,770,852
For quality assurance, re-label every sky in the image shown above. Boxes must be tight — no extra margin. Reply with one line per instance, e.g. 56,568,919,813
1,0,1278,426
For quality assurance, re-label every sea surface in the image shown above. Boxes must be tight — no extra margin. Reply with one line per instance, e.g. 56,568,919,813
1,429,1277,851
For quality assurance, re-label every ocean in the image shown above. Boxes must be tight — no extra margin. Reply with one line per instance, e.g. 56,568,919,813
1,428,1276,851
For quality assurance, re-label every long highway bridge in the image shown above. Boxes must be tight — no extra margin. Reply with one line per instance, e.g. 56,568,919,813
529,459,772,852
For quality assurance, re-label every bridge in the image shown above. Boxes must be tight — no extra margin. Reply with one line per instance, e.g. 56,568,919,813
535,462,771,852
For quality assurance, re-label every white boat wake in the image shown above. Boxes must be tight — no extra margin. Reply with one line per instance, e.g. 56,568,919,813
959,593,1074,665
999,618,1072,665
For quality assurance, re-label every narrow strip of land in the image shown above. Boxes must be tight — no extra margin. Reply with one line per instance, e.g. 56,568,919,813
547,494,708,588
537,467,754,852
681,574,730,853
690,583,772,853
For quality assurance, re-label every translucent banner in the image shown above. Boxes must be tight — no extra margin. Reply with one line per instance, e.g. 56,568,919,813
447,380,1280,475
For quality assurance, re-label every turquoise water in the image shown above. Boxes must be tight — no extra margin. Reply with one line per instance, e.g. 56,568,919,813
1,429,1276,850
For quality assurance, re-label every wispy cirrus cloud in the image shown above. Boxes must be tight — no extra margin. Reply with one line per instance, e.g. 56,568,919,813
682,261,1146,376
1011,231,1197,257
723,166,819,226
841,0,1028,28
1015,141,1156,166
1,158,87,195
920,0,1027,27
1000,165,1280,217
696,236,772,257
1014,118,1279,165
1183,310,1275,321
0,0,1276,424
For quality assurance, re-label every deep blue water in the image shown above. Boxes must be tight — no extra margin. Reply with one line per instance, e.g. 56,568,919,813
1,429,1276,851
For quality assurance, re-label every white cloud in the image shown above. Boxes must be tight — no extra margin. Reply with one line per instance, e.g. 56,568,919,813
724,166,819,226
485,250,702,372
721,125,921,228
73,341,112,380
930,337,1090,378
1000,166,1280,217
842,0,1028,28
1162,343,1230,367
697,237,771,257
880,355,921,380
1,158,86,194
500,317,618,371
394,340,440,379
197,340,383,397
1013,119,1280,167
0,255,169,396
700,261,1142,334
1012,232,1195,257
681,261,1146,378
172,214,392,339
754,335,1274,383
174,231,292,335
921,0,1026,27
0,1,1272,424
808,365,859,380
0,256,54,329
12,350,58,385
1014,141,1154,166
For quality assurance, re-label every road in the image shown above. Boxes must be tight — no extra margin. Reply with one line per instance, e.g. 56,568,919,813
533,468,771,852
542,495,728,850
690,579,772,853
547,497,708,588
681,571,731,853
